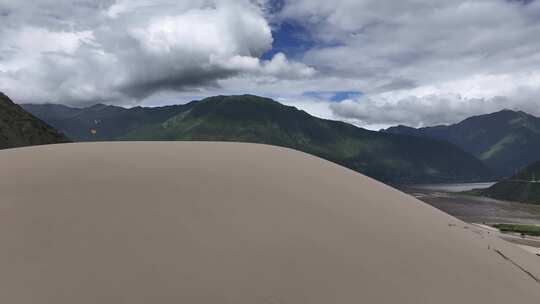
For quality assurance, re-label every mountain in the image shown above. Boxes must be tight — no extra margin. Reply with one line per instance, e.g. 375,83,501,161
0,92,69,149
482,161,540,204
21,103,188,142
384,110,540,177
22,95,491,183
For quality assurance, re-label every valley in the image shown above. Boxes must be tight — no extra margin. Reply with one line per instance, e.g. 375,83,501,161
402,183,540,255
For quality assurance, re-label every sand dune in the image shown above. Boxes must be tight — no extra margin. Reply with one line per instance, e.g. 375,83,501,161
0,142,539,303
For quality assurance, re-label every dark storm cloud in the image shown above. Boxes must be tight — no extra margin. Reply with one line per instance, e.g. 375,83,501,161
119,67,236,99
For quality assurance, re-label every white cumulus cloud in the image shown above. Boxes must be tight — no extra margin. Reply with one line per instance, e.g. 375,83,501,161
0,0,314,105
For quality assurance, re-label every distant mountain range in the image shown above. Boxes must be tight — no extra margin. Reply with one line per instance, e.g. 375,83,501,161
384,110,540,177
21,102,189,142
0,92,68,149
482,161,540,204
21,95,491,183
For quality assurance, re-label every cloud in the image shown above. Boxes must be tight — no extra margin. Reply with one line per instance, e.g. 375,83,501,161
325,71,540,128
282,0,540,85
2,0,540,129
0,0,314,105
330,89,540,129
274,0,540,126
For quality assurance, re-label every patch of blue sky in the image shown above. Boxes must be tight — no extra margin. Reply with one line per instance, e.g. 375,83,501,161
302,91,363,102
262,20,317,60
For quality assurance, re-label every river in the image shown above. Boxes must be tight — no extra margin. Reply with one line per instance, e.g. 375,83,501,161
399,183,540,225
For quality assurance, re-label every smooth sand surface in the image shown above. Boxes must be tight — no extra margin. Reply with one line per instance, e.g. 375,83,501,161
1,142,540,303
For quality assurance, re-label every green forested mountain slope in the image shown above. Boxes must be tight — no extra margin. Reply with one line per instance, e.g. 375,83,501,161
22,103,189,142
483,161,540,204
0,93,68,149
23,95,491,183
385,110,540,177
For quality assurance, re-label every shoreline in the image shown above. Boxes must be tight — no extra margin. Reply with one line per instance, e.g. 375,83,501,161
400,183,540,251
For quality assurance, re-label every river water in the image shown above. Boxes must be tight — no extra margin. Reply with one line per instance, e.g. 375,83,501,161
399,183,540,225
407,182,496,193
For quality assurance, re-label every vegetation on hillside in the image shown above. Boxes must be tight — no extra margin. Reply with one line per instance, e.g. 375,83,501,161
493,224,540,237
0,92,69,149
22,103,189,142
385,110,540,177
25,95,491,183
482,161,540,204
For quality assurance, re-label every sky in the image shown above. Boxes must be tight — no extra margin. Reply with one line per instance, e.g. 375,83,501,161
1,0,540,129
